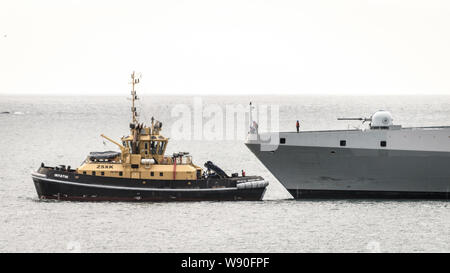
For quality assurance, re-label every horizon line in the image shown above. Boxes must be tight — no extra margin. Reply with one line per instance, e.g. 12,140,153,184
1,93,450,97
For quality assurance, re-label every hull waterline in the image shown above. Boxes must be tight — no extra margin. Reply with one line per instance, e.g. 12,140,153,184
32,169,267,202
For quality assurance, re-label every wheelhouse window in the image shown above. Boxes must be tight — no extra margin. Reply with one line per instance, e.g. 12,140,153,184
340,140,346,147
380,141,387,147
150,141,157,154
158,141,166,155
280,138,286,144
126,141,132,153
144,142,148,155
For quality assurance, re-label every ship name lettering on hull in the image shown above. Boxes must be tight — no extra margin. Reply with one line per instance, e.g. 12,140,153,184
96,165,113,169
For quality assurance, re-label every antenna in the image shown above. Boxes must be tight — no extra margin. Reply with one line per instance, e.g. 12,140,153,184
249,102,255,128
130,71,141,124
249,102,258,134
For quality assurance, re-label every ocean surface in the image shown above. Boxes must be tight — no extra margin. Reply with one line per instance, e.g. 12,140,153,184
0,95,449,252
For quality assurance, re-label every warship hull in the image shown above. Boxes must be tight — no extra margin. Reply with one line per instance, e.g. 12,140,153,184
32,167,267,202
246,144,450,199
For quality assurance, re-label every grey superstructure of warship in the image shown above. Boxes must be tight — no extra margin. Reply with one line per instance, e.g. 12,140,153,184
245,107,450,199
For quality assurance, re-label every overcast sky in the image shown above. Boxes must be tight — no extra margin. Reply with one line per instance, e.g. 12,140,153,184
1,0,449,95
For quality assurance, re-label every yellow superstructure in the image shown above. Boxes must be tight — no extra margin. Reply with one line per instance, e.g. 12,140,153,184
76,72,203,180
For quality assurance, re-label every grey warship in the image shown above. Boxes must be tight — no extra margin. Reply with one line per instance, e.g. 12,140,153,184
246,109,450,199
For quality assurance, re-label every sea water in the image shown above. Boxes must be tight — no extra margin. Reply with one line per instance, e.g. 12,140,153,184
0,95,449,252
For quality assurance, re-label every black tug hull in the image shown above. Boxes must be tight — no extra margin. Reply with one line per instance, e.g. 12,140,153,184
32,167,267,202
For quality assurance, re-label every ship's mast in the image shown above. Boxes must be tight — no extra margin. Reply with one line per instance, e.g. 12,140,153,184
249,102,253,129
130,71,140,124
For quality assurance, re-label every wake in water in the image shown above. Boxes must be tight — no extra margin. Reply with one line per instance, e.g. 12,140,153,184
0,111,25,115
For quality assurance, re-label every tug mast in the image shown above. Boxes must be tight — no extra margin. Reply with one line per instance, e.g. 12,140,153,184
130,71,140,124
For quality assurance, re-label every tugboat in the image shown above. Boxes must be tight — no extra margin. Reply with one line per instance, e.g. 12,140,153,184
31,72,268,201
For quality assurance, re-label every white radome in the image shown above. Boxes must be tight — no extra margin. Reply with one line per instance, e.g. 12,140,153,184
370,110,393,127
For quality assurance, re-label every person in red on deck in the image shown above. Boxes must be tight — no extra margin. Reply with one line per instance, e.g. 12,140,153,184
296,120,300,133
241,170,246,177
